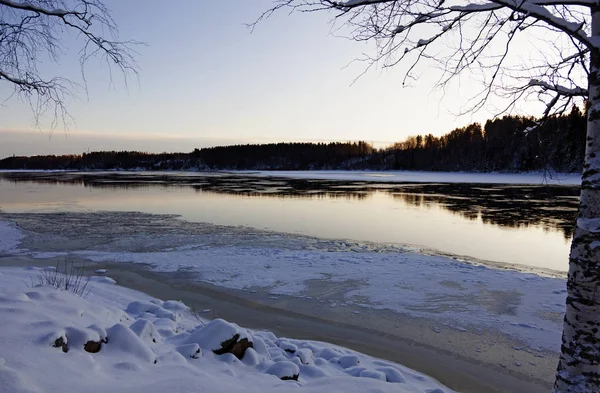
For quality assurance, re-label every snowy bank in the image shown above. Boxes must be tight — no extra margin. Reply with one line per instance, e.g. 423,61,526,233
0,266,454,393
1,217,567,352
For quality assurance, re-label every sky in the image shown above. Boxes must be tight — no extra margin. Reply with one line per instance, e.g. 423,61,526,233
0,0,555,158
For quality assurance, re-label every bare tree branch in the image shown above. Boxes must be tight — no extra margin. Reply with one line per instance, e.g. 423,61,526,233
255,0,589,119
0,0,140,129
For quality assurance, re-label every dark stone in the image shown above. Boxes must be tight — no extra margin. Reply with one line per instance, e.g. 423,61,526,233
212,334,254,360
230,338,253,360
213,333,240,356
281,374,299,381
84,340,102,353
53,336,69,353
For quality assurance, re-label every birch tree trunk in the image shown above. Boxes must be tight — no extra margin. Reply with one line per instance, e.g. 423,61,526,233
554,8,600,392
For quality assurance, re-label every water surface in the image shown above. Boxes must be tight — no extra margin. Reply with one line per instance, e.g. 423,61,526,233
0,171,579,271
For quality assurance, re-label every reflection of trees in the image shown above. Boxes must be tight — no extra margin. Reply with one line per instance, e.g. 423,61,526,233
0,172,578,236
0,172,371,201
391,184,578,239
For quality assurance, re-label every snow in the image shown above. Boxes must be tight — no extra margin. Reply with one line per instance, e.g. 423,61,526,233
279,341,299,353
240,170,580,185
0,266,455,393
72,242,566,351
295,348,313,365
338,355,361,368
1,0,71,16
417,37,434,47
0,219,567,351
577,218,600,233
0,221,24,253
184,318,251,351
528,79,587,96
450,0,593,48
89,276,117,284
341,0,383,6
265,361,299,379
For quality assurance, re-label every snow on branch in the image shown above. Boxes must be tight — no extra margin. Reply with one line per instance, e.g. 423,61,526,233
330,0,595,49
339,0,393,6
447,0,594,49
528,79,588,96
0,0,83,19
261,0,590,119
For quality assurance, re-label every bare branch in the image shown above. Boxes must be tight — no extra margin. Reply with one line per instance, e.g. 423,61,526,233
528,78,588,96
0,0,141,129
260,0,589,120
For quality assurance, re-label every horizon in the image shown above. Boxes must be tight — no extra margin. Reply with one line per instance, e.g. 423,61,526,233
0,0,554,159
0,129,395,159
1,106,582,160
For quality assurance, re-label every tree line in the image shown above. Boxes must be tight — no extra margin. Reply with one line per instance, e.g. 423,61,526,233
0,107,586,172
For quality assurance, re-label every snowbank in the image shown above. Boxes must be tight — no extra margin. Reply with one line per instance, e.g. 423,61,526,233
0,267,454,393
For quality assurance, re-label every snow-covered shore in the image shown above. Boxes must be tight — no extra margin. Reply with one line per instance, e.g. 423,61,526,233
0,266,453,393
0,213,563,392
0,216,566,352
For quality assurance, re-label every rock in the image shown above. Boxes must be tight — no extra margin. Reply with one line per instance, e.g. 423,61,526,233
213,333,240,356
230,338,253,360
83,340,102,353
186,319,253,359
53,337,68,353
212,334,254,359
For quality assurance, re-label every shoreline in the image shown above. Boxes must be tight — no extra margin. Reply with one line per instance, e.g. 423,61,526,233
0,254,556,393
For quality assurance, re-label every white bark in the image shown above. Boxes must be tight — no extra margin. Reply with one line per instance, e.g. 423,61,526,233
554,7,600,392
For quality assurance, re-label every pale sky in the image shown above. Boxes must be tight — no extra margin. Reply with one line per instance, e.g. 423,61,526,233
0,0,551,158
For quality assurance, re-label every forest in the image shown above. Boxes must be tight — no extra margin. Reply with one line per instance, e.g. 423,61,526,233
0,106,586,172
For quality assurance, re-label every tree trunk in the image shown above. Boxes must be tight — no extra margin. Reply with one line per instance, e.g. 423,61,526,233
554,9,600,393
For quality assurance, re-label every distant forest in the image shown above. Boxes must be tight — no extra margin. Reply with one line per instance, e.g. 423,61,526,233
0,106,587,172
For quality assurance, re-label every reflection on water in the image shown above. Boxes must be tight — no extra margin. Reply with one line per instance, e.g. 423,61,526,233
391,184,578,240
0,171,579,271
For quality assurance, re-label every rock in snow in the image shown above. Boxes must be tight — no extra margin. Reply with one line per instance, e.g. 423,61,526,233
184,318,253,359
266,361,300,381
